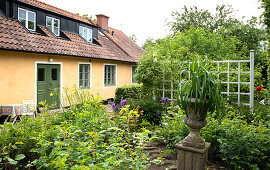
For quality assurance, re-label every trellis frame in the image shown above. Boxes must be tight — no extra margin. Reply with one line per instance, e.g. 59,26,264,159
155,50,255,109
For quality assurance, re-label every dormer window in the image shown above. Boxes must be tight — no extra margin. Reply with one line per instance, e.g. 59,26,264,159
46,16,60,36
18,8,36,31
79,26,92,43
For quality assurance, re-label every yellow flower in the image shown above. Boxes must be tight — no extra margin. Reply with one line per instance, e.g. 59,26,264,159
50,93,54,96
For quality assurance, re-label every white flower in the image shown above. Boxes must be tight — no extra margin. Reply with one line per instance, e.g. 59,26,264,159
259,99,265,105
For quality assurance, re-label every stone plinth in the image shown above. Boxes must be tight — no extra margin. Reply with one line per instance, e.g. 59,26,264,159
175,142,211,170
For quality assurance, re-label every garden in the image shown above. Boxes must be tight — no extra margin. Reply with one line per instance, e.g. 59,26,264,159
1,3,270,170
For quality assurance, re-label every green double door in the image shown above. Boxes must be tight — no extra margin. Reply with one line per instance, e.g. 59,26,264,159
37,64,60,108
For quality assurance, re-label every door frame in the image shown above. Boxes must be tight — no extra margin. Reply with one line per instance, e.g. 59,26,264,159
35,61,63,108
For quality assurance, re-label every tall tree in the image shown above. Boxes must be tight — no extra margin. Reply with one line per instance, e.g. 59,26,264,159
260,0,270,84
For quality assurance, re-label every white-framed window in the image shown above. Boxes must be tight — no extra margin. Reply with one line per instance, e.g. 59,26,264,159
79,26,93,43
131,65,138,84
79,63,91,89
104,64,116,87
46,16,60,36
18,8,36,31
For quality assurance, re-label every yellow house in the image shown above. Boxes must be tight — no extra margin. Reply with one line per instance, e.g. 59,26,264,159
0,0,144,108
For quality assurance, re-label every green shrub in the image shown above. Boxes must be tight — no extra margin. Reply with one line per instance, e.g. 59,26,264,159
128,99,163,125
156,107,270,169
114,85,142,104
0,88,151,169
155,105,189,146
202,115,270,169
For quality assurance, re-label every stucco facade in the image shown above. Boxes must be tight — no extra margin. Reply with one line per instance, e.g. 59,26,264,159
0,50,135,106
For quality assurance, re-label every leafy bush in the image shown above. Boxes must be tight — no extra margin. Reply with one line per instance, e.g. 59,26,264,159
202,115,270,169
128,99,163,125
156,106,270,169
114,85,142,104
155,105,189,146
0,89,151,169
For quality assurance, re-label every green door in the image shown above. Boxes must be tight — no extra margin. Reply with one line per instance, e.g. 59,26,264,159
37,64,60,108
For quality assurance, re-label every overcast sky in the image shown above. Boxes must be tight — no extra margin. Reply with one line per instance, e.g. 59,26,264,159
41,0,263,46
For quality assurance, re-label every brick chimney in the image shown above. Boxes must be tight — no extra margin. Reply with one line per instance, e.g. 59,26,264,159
96,14,109,30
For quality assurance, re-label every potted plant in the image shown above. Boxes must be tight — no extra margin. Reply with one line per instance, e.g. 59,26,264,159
176,56,225,149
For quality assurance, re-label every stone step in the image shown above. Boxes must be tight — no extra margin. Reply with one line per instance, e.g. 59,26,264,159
151,153,176,159
147,149,160,155
143,146,159,150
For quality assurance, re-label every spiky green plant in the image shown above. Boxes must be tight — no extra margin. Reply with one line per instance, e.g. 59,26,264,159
177,56,225,117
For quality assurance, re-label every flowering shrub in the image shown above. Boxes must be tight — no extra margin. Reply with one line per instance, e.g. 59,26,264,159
127,99,163,125
256,86,263,91
0,92,151,169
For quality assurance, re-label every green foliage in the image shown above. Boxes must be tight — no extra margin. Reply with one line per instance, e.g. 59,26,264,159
129,34,137,43
202,115,270,169
169,5,238,33
261,0,270,39
128,99,163,125
155,105,189,146
177,56,225,117
0,89,151,169
114,84,142,104
167,3,268,86
136,26,245,95
156,105,270,169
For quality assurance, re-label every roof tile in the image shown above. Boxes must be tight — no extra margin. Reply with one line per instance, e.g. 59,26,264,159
0,0,144,62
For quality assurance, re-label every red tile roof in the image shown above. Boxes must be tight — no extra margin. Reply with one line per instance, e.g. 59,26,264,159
0,0,145,62
17,0,93,25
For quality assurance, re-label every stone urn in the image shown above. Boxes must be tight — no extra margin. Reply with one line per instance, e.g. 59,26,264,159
180,98,208,149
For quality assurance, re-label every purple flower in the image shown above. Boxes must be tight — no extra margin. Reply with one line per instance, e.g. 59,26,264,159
120,99,127,106
110,102,117,111
156,111,162,116
161,97,169,104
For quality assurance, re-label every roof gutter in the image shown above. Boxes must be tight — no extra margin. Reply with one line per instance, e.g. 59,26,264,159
0,47,138,63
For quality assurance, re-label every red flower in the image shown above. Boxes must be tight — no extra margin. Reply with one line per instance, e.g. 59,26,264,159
256,86,263,91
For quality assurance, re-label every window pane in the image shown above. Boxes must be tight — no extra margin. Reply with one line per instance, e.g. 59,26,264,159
87,29,92,42
47,17,52,26
79,73,83,80
54,19,59,28
53,27,59,35
85,73,88,80
79,65,83,72
28,21,34,30
112,66,115,85
79,26,83,37
38,68,45,81
47,25,52,31
28,12,35,21
51,68,57,80
132,66,137,83
19,19,26,27
83,28,88,39
79,64,90,88
19,9,26,27
19,9,26,20
85,65,89,73
85,80,89,87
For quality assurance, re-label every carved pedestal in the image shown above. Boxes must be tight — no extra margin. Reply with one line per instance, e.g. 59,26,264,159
175,142,211,170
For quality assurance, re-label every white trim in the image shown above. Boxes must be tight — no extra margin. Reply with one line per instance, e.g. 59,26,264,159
78,62,92,90
131,65,138,84
104,63,117,88
46,16,60,36
35,61,63,108
18,7,36,31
